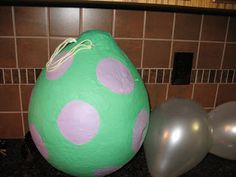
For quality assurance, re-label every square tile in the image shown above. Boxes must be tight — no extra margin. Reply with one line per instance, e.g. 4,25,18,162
17,38,48,68
35,69,42,80
149,69,157,83
201,15,228,41
193,84,217,107
215,70,222,83
197,70,203,83
174,13,202,40
0,38,16,67
0,7,13,35
0,69,3,84
20,69,27,84
0,85,20,111
12,69,19,84
21,85,33,111
4,69,12,84
168,84,193,99
223,44,236,69
197,42,224,69
172,41,198,68
143,40,171,68
227,70,234,83
0,113,23,138
146,84,167,109
15,7,47,36
203,70,210,83
115,10,144,38
49,7,80,36
116,39,142,67
145,11,174,39
27,69,35,84
82,8,113,33
164,69,171,83
142,69,149,83
227,16,236,42
156,69,164,83
216,84,236,106
209,70,216,83
191,70,196,83
221,70,228,83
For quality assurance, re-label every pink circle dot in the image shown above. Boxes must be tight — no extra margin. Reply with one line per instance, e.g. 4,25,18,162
46,51,74,80
94,167,120,177
132,110,149,152
96,58,134,94
29,124,48,159
57,100,100,145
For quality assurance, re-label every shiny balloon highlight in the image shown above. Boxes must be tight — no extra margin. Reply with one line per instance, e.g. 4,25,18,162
209,101,236,160
144,98,211,177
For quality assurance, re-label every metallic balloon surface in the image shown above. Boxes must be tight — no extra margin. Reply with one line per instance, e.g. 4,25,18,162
209,101,236,160
144,99,211,177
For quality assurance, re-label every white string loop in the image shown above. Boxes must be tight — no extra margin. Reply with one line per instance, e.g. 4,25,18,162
46,38,93,72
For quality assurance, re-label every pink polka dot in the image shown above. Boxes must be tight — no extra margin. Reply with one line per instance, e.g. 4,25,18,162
57,100,100,145
94,167,120,177
46,51,74,80
29,124,48,159
132,110,149,152
96,58,134,94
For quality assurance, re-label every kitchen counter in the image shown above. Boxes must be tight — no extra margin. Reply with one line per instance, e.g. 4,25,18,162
1,133,236,177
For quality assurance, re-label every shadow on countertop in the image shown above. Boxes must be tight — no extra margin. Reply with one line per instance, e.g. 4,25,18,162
0,133,236,177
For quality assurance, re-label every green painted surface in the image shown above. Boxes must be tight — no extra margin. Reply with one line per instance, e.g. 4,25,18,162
29,30,150,177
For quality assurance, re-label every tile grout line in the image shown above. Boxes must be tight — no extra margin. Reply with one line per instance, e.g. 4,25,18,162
213,16,230,108
192,14,204,99
1,36,236,44
77,8,80,35
12,6,25,136
155,68,158,84
33,68,37,83
79,8,83,34
2,69,5,84
208,69,211,83
10,69,13,84
225,69,229,83
162,69,165,83
220,16,230,70
148,69,151,84
201,70,204,83
140,11,146,69
46,7,50,59
232,70,236,83
0,111,23,113
166,12,176,100
195,14,204,69
112,9,116,37
25,69,29,84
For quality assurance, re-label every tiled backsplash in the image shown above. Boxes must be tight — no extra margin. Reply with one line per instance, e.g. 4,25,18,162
0,6,236,138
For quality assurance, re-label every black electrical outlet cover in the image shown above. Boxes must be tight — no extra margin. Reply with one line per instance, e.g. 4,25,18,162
171,52,193,85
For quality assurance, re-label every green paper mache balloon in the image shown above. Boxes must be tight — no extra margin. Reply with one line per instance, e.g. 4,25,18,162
28,30,150,177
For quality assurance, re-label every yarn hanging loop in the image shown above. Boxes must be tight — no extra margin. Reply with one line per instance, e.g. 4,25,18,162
46,38,93,72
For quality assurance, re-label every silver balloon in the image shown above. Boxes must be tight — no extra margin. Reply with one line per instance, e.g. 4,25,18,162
144,98,211,177
209,101,236,160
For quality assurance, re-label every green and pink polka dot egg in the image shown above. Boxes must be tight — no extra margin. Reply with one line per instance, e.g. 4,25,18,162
28,30,150,177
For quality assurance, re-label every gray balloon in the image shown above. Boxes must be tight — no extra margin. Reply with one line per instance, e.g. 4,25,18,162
144,98,211,177
209,101,236,160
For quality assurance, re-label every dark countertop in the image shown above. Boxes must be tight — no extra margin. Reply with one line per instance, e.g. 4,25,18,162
1,133,236,177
